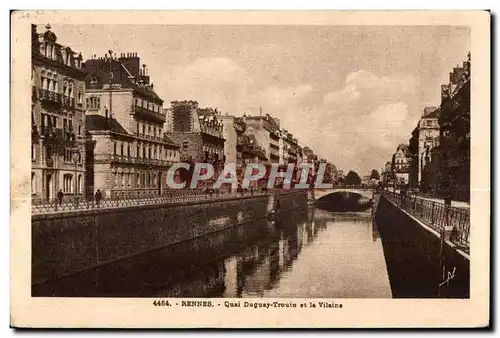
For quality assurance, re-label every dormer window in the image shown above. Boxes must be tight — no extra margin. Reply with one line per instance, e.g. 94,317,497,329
90,76,98,85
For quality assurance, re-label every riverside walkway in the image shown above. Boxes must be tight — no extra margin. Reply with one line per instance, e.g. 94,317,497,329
393,189,470,209
382,189,470,254
31,189,305,216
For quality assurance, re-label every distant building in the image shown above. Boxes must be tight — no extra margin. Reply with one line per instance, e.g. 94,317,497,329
408,107,440,189
392,144,410,186
31,24,86,202
219,115,239,166
166,101,225,187
278,129,299,165
243,113,281,164
83,52,179,199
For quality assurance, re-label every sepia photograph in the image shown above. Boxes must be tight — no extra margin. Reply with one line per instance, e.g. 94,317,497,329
10,10,490,328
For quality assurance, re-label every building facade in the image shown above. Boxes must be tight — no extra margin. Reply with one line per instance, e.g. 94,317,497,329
392,144,410,186
83,52,180,199
279,129,299,165
166,101,225,187
437,54,471,201
408,107,441,189
31,24,87,203
243,113,281,164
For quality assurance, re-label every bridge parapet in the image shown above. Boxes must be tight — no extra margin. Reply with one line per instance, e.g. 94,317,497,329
313,188,374,200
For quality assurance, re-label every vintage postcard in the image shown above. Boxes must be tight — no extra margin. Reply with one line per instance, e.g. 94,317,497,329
10,10,490,328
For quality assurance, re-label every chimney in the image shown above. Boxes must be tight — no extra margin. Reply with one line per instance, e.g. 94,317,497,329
441,84,450,100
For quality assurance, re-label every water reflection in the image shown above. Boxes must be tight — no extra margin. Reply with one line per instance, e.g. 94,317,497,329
33,206,391,298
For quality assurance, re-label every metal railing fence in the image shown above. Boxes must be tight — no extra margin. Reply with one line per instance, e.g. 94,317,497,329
31,188,302,216
382,190,470,251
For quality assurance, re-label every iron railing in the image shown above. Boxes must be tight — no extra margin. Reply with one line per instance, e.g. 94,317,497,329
132,105,166,123
31,188,302,216
38,89,62,103
382,190,470,251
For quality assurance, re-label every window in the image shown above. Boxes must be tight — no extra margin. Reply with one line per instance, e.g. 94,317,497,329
87,96,101,110
31,143,35,161
183,141,189,150
148,146,152,159
77,175,82,194
78,122,82,136
153,127,156,137
136,122,140,134
63,149,73,163
120,143,124,156
63,174,73,193
113,142,117,155
142,125,145,135
127,144,131,157
77,92,82,104
31,173,36,194
136,144,140,158
137,173,140,187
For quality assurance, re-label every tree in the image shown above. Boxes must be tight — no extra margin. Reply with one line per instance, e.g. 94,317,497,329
344,170,361,186
370,169,380,180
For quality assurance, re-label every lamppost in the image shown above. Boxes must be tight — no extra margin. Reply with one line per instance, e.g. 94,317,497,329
438,120,453,297
72,148,81,206
441,121,453,207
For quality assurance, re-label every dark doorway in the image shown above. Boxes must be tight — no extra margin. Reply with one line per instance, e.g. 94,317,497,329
158,172,162,196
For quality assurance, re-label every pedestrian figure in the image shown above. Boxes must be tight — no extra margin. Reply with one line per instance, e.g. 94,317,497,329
95,189,102,208
57,189,64,207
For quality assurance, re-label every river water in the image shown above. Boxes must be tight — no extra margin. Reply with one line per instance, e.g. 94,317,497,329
33,206,392,298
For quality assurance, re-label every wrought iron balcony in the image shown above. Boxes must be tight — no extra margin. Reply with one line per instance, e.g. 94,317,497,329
132,104,166,123
38,89,62,104
62,96,75,108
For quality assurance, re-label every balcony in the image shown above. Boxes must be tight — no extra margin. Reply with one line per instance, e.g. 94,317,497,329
38,89,62,104
270,149,280,158
62,96,75,108
132,105,166,123
133,132,167,143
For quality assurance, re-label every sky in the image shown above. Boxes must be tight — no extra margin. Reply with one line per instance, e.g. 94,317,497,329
47,24,470,175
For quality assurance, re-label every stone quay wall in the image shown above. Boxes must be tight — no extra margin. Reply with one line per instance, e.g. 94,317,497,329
375,196,470,298
32,191,307,286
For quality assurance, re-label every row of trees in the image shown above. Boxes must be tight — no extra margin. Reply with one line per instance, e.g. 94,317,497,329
337,169,380,186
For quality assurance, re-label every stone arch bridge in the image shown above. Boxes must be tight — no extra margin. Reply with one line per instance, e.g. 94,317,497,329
311,188,374,201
